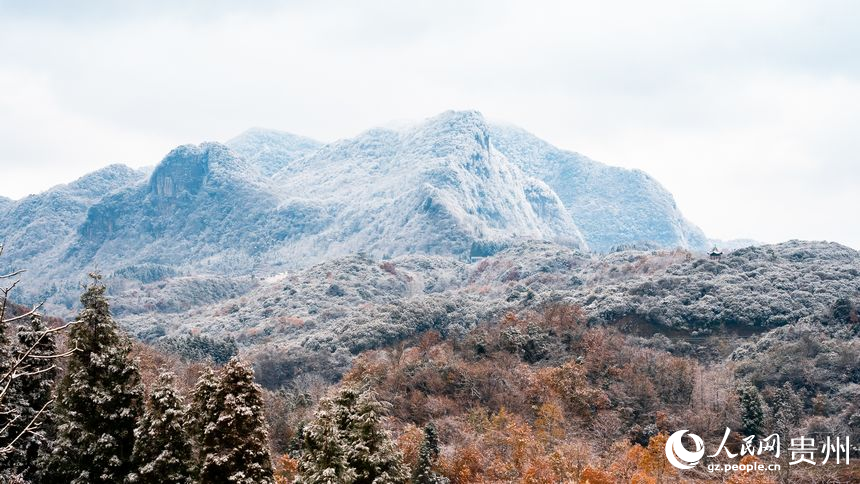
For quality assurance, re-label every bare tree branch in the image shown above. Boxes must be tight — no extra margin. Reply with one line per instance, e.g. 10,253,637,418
0,400,52,457
0,320,80,404
0,244,78,458
1,302,44,324
0,270,25,280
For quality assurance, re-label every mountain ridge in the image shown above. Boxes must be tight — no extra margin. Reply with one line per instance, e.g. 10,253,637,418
488,122,707,251
1,110,708,313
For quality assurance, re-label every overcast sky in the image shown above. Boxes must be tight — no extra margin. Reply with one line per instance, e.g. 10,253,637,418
1,0,858,248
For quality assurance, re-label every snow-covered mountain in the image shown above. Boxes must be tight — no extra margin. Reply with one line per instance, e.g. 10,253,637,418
0,196,11,217
226,127,323,177
707,238,762,252
0,165,147,305
268,110,587,260
489,123,708,252
0,110,707,312
72,111,584,274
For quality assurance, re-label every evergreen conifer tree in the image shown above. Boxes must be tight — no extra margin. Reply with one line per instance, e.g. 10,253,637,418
44,275,144,484
297,397,356,484
737,383,764,437
128,372,194,484
189,367,218,437
298,385,408,484
772,382,803,435
198,357,274,484
9,316,60,481
413,423,447,484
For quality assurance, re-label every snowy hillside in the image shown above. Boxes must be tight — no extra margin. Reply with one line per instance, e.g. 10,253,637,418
0,110,714,312
707,238,762,251
72,143,314,276
0,165,147,306
226,127,323,177
112,239,860,386
0,196,12,214
489,123,708,251
269,110,587,260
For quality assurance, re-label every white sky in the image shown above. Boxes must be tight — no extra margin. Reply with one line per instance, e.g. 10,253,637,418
1,0,858,248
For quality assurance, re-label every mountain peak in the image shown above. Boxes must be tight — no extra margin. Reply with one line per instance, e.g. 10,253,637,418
227,128,323,176
488,124,707,251
419,110,489,138
228,127,322,152
148,142,236,198
430,109,486,124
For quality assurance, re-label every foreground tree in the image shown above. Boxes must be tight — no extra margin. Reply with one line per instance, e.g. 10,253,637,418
189,366,219,455
198,357,274,484
128,373,194,483
0,245,74,481
414,423,447,484
298,385,408,484
6,316,61,481
44,275,144,484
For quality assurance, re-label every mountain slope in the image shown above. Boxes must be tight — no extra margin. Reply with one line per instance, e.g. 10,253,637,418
0,165,147,305
74,112,585,276
0,110,716,313
72,143,331,275
489,123,708,251
0,196,11,214
226,127,323,177
113,239,859,387
270,110,587,260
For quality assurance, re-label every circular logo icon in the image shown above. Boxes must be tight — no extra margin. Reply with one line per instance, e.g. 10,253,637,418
665,430,705,469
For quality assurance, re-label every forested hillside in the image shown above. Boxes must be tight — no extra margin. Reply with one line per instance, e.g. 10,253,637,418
2,254,857,483
105,239,860,391
1,113,857,483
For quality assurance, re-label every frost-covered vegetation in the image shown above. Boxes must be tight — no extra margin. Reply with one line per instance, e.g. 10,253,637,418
112,239,860,391
2,110,858,483
490,123,708,252
2,234,859,482
0,110,706,315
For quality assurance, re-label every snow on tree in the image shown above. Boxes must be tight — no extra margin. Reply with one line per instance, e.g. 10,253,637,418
737,383,764,437
4,316,60,480
413,423,447,484
197,357,274,484
298,385,408,484
128,372,194,484
771,382,803,436
44,274,144,484
189,366,219,447
0,245,75,481
296,398,355,484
